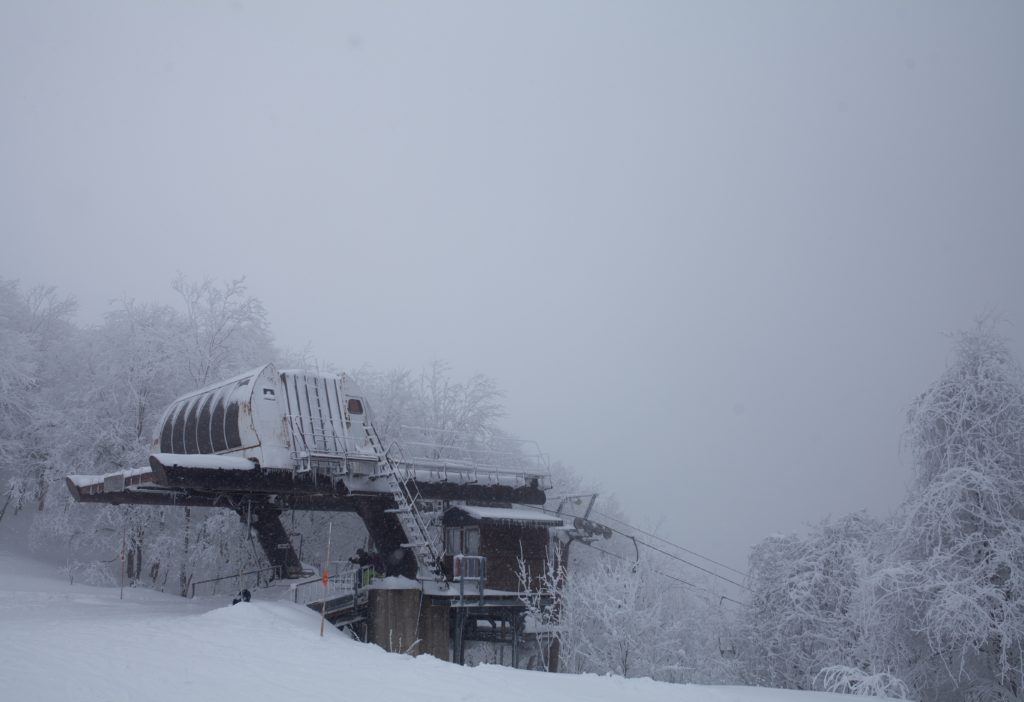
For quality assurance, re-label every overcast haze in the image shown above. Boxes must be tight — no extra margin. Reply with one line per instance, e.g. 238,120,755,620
2,1,1022,572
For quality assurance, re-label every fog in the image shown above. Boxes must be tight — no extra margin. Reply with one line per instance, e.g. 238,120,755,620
2,0,1022,570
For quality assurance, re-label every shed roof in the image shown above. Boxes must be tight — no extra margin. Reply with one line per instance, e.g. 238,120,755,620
446,505,565,527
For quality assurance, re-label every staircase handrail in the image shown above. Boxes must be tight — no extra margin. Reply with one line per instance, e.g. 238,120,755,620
363,423,446,582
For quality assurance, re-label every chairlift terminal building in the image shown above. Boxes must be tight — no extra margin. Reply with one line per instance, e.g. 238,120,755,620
67,365,565,667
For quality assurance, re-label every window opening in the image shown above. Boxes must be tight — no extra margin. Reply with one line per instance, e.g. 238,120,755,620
445,526,480,556
211,390,228,453
159,412,174,453
184,397,201,454
225,402,242,449
196,394,215,454
172,402,189,454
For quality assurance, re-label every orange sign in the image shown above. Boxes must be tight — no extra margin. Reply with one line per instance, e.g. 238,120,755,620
321,570,329,586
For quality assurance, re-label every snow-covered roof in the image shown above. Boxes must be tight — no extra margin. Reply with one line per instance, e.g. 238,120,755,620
453,505,564,526
66,466,152,488
150,453,258,471
70,452,256,493
367,576,420,591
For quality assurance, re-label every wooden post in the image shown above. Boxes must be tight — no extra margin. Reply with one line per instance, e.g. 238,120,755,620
119,525,126,601
180,506,190,597
511,609,520,668
320,521,332,637
453,607,466,664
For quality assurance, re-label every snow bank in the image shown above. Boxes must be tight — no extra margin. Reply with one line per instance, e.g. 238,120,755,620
0,549,893,702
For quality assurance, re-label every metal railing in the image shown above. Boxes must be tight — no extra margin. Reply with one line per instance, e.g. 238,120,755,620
453,555,487,599
283,416,551,491
290,565,375,606
286,415,373,457
370,427,446,583
380,435,547,488
188,566,281,599
392,460,551,490
394,426,549,474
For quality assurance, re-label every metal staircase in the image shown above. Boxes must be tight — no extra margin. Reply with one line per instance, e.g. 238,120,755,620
363,424,447,584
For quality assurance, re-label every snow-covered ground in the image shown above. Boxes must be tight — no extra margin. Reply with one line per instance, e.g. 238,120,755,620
0,549,880,702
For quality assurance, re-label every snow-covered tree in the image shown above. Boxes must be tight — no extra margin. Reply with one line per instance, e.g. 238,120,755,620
416,360,504,456
171,275,274,389
0,281,40,521
0,281,78,520
874,324,1024,701
22,277,281,590
573,556,741,682
350,367,418,443
353,360,523,470
743,324,1024,700
742,512,886,691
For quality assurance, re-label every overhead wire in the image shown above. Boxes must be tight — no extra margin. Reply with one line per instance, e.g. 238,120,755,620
615,527,750,591
527,503,751,592
576,540,747,608
541,498,749,579
578,540,696,587
589,508,749,579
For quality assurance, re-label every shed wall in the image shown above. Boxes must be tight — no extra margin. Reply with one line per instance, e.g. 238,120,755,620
367,588,449,659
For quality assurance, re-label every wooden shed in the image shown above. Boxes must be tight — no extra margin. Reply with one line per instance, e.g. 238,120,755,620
442,505,564,592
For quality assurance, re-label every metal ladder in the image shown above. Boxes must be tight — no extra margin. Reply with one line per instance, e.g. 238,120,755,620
363,424,447,584
301,373,333,454
288,374,348,483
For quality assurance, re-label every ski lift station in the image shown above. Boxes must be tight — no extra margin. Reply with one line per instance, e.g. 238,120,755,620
66,365,591,668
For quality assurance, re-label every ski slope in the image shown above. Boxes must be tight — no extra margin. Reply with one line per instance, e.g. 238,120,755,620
0,549,885,702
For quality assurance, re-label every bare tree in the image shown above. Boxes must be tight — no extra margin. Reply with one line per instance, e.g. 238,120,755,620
171,275,274,389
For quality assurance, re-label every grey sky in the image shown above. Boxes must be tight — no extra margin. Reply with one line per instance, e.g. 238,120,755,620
2,1,1022,572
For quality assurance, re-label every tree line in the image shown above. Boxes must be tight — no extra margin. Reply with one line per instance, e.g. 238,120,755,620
0,275,565,591
742,324,1024,700
2,276,1021,698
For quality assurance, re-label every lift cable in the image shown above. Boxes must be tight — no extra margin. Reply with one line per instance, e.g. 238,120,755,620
612,527,750,592
579,540,696,587
589,508,749,580
576,540,747,608
529,504,751,592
